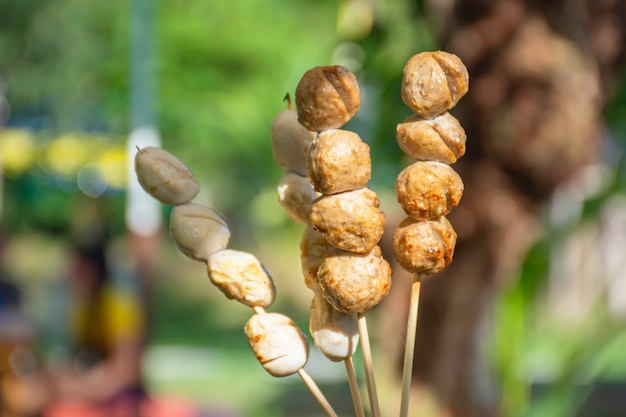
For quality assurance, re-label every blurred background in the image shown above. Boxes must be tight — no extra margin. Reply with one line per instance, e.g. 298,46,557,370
1,0,626,416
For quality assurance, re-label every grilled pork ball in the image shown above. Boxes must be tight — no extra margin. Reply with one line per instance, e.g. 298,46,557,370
134,146,199,206
310,188,385,254
401,51,469,119
309,293,359,362
245,312,309,377
295,65,360,132
317,246,392,314
395,161,464,220
169,203,230,262
396,112,467,164
207,250,275,309
309,129,371,195
392,216,457,275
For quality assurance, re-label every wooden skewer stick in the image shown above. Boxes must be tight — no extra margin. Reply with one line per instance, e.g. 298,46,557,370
399,274,422,417
357,313,381,417
253,306,266,315
297,368,340,417
344,356,366,417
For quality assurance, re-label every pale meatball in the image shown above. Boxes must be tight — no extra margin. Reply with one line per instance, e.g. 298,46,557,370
277,173,318,225
309,129,371,195
299,225,343,291
396,161,464,220
295,65,360,132
309,294,359,362
401,51,469,119
207,250,275,309
134,146,199,205
396,112,467,164
317,246,392,314
169,203,231,262
271,109,315,176
245,313,309,377
392,216,457,275
310,188,385,254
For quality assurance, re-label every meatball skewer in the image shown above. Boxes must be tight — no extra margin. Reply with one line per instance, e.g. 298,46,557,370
296,64,392,417
134,146,340,417
271,94,366,417
393,51,469,417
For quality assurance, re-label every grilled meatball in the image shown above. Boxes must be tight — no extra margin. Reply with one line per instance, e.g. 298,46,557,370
396,161,464,220
295,65,360,131
310,188,385,253
401,51,469,119
245,312,309,377
317,246,392,313
309,293,359,362
134,146,199,205
392,216,457,275
169,203,230,262
396,112,466,164
207,250,275,309
309,129,371,195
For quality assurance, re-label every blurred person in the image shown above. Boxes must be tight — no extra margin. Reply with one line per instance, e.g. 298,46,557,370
44,235,208,417
44,237,147,417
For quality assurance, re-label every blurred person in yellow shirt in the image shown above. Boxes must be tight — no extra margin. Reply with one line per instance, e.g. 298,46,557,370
45,237,147,417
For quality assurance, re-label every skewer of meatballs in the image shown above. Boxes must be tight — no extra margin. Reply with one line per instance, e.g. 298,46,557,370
294,65,392,417
391,51,469,417
134,146,340,417
271,94,365,417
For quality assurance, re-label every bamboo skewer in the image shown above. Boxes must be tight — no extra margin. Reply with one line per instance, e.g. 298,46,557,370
344,356,366,417
358,313,381,417
298,368,340,417
399,275,422,417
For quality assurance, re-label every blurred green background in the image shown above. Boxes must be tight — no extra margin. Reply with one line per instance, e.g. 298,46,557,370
1,1,626,417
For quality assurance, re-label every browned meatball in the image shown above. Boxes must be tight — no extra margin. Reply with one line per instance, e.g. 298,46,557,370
392,216,457,275
310,188,385,253
401,51,469,119
396,112,466,164
317,246,392,314
309,129,371,195
295,65,360,132
396,161,464,220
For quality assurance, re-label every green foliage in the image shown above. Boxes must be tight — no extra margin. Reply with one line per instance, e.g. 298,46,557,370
1,0,434,237
493,166,626,417
0,0,129,130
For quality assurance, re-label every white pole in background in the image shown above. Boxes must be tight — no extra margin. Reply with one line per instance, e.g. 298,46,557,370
125,0,162,322
126,127,161,236
126,0,160,237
